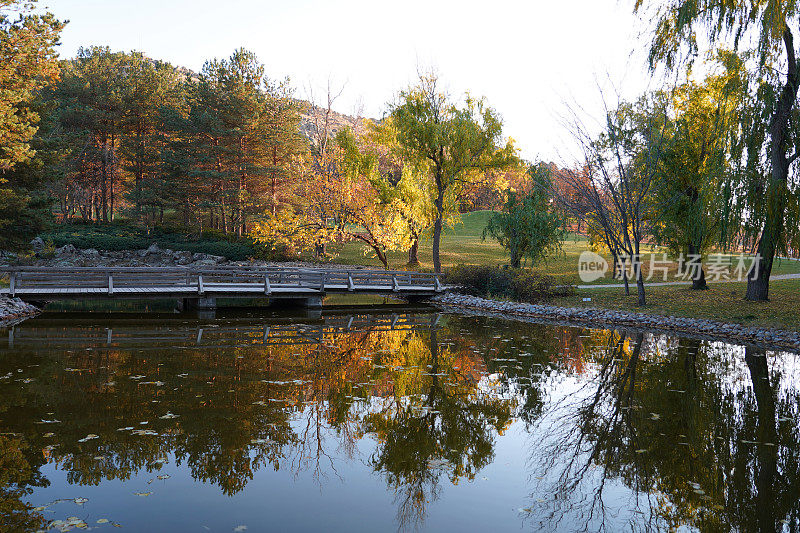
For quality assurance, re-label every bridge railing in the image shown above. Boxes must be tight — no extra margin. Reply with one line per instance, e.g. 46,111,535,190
0,266,443,295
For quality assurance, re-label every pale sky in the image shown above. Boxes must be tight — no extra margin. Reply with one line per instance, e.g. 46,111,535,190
41,0,657,162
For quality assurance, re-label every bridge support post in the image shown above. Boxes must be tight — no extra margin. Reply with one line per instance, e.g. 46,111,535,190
303,296,323,309
178,297,217,311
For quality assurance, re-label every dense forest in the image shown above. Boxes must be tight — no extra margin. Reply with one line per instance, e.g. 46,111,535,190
3,0,800,304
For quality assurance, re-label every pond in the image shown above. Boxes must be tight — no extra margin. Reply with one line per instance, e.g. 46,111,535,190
1,306,798,532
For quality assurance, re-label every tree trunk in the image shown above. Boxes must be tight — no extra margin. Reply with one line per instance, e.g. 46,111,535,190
407,238,420,267
687,243,708,290
432,185,445,273
376,247,389,270
634,256,646,306
747,27,799,301
109,133,115,222
621,257,630,296
100,137,109,223
135,124,144,221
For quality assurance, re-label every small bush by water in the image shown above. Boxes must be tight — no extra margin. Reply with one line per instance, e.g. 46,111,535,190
445,264,575,303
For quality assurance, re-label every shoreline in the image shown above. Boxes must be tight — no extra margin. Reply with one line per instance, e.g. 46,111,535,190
431,292,800,353
0,297,40,326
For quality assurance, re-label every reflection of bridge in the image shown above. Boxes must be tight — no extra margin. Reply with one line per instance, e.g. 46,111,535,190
4,312,441,349
0,266,445,309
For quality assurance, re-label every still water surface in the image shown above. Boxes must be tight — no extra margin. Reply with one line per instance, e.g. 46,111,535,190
1,307,799,532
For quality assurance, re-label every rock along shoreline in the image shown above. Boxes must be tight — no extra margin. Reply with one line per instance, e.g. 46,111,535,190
431,292,800,353
0,296,39,325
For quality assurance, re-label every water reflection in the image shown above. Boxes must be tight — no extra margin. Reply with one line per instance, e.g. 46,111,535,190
524,330,800,532
0,311,799,531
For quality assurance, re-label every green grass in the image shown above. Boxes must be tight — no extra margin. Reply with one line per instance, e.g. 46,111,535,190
318,211,800,329
315,210,800,287
35,214,800,329
318,210,590,282
552,278,800,329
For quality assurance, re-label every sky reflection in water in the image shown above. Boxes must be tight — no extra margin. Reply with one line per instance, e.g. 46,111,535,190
1,309,799,532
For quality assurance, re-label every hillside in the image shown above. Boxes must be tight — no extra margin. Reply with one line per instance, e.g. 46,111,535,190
151,57,371,142
298,104,371,143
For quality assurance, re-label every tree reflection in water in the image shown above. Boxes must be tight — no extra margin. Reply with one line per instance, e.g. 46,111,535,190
524,328,800,532
0,313,515,531
1,312,800,531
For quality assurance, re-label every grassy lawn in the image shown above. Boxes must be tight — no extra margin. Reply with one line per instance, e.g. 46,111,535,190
32,213,800,329
319,210,589,283
552,278,800,329
315,210,800,285
317,210,800,329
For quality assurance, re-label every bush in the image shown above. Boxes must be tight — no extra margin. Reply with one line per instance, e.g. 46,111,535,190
445,264,574,303
39,222,291,262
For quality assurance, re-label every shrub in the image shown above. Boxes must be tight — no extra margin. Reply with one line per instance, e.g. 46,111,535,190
38,222,290,261
445,264,574,303
40,239,56,259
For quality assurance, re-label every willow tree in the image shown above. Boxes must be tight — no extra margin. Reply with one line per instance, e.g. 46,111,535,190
389,73,516,272
362,117,438,267
651,59,745,290
635,0,800,300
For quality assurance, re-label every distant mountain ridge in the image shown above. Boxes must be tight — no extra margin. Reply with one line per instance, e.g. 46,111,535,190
148,57,371,141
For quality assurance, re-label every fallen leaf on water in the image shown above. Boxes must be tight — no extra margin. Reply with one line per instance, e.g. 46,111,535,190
133,491,152,497
97,518,110,524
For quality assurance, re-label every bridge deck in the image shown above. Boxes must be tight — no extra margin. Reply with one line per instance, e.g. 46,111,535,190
0,266,445,301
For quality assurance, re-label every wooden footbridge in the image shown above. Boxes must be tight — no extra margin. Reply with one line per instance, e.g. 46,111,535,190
0,266,445,309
